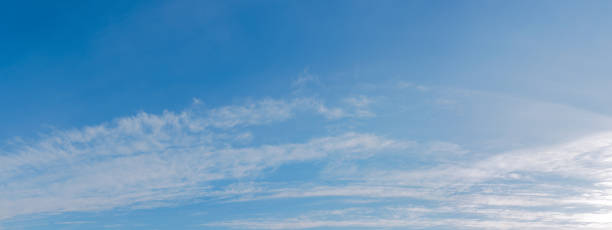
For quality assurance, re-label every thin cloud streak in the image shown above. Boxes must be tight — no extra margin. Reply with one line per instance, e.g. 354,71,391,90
205,132,612,229
0,97,405,221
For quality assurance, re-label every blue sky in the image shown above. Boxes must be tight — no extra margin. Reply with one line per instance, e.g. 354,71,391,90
3,1,612,229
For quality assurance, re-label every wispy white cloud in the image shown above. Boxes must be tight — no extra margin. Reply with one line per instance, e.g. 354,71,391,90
206,200,612,230
343,95,375,117
204,132,612,229
0,97,402,221
205,206,606,230
6,82,612,230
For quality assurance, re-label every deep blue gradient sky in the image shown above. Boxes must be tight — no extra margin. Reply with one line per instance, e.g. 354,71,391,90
4,0,610,140
3,1,612,229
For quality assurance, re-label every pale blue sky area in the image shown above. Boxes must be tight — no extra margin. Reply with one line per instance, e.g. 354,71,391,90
2,1,612,229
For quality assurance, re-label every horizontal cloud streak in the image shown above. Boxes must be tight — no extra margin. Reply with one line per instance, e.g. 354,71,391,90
205,132,612,229
4,86,612,230
0,97,403,221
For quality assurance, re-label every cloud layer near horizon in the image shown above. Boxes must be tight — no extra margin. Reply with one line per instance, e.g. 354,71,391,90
3,88,612,230
206,132,612,229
